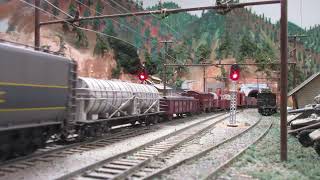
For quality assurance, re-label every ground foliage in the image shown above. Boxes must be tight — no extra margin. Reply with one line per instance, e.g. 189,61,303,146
220,115,320,179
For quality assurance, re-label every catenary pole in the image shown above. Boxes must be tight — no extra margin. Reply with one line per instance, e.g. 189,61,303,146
280,0,288,161
34,0,40,50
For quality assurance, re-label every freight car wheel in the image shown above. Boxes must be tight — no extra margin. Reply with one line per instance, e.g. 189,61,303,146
152,116,160,125
314,141,320,156
298,130,314,147
0,144,11,161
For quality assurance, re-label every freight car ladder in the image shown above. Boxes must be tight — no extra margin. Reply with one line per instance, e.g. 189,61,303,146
65,60,78,135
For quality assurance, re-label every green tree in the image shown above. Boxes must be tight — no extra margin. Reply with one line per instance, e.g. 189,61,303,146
82,8,91,27
93,0,103,30
68,3,77,17
144,51,157,75
196,44,211,63
238,33,257,62
75,29,89,48
52,0,59,16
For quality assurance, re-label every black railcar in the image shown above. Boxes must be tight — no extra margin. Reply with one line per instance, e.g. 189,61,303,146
0,43,76,159
257,90,277,116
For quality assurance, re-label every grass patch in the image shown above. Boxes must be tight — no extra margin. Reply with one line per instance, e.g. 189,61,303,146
224,117,320,180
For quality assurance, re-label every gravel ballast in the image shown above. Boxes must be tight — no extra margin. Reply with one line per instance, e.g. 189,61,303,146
160,110,271,180
1,113,227,180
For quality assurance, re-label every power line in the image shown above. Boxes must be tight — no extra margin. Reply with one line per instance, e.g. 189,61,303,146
105,0,200,62
74,0,144,40
19,0,179,63
110,0,215,63
19,0,137,48
42,0,73,18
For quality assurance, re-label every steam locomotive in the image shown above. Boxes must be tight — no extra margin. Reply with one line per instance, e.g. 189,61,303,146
0,42,257,160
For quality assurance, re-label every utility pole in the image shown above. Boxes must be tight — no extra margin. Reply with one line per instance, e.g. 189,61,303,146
289,35,307,109
280,0,288,161
203,66,206,92
160,40,173,96
34,0,40,50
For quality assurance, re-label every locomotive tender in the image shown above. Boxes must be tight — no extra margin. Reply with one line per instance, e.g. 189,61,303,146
0,42,258,160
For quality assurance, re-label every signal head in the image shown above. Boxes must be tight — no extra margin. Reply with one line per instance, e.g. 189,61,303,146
138,71,148,81
230,64,240,81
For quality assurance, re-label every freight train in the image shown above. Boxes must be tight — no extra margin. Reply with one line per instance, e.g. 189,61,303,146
0,42,257,160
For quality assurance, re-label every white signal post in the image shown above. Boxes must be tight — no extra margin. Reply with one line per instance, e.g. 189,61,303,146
228,64,240,127
228,80,238,127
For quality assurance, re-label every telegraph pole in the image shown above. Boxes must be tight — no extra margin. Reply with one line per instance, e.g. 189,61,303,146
280,0,288,161
34,0,40,50
160,40,173,96
203,66,206,92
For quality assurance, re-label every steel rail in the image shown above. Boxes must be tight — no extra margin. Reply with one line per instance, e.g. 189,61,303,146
204,120,273,179
141,116,264,179
55,112,230,180
0,126,155,176
40,1,280,26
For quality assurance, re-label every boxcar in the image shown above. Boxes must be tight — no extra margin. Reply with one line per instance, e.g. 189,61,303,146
160,96,199,120
181,91,214,112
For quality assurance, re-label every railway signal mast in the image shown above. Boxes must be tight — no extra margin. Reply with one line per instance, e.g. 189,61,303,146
229,64,240,127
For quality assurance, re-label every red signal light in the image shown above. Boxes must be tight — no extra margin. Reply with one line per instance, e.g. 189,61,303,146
138,71,148,81
230,64,240,81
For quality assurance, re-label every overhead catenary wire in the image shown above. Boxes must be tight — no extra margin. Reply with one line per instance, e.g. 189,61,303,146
19,0,138,49
106,0,208,63
74,0,177,62
74,0,142,37
42,0,73,19
98,0,179,62
19,0,179,63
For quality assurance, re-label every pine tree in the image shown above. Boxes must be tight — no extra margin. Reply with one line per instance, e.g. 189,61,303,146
93,0,103,30
52,0,59,16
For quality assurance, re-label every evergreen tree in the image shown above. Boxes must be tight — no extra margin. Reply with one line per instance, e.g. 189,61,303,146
68,3,77,17
82,8,91,27
52,0,59,16
196,44,211,63
93,1,103,30
75,29,89,48
238,33,256,62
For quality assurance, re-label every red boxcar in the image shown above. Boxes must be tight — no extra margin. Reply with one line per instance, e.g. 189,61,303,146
220,94,231,110
237,91,246,108
181,91,214,112
160,96,200,120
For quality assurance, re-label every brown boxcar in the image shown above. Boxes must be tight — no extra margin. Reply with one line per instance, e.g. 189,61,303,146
160,96,200,120
237,91,246,108
181,91,214,112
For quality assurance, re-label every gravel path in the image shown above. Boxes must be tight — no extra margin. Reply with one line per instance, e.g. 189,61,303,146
160,110,271,180
0,113,226,180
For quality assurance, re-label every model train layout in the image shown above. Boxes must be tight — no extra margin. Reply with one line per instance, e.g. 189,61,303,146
0,42,260,160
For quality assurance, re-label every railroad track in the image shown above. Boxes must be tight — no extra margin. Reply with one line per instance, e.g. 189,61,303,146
0,126,157,176
155,115,273,180
57,112,233,180
0,112,224,178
